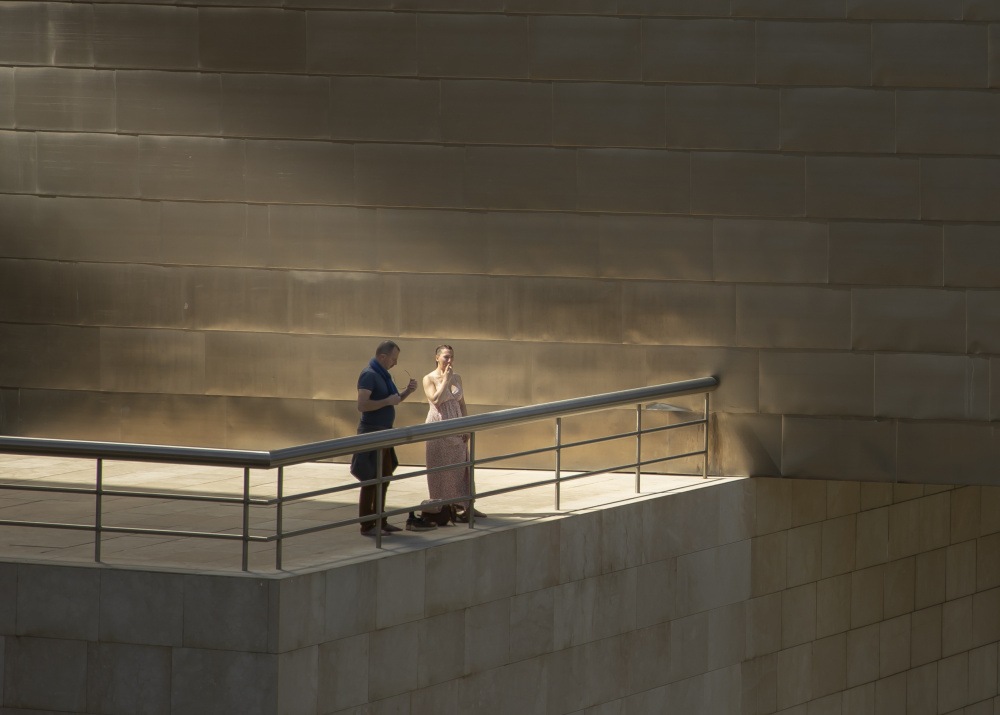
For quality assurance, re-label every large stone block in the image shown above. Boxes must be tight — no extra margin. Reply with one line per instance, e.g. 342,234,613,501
666,85,778,150
509,587,555,661
945,224,1000,288
441,79,546,145
93,5,197,70
529,15,639,80
14,67,115,132
317,634,368,714
812,633,847,698
897,89,1000,155
847,624,881,687
99,568,184,647
786,523,822,587
37,132,137,198
896,421,998,485
875,353,989,420
171,648,277,715
325,561,376,641
182,574,273,652
642,19,756,83
308,10,416,76
780,87,895,153
852,564,885,628
623,281,735,347
692,151,805,217
578,148,690,213
822,514,857,578
199,8,306,73
3,636,88,711
853,288,965,352
829,221,942,286
879,613,911,678
921,157,1000,221
883,557,916,618
847,0,962,19
968,291,1000,353
739,286,851,349
464,145,576,211
554,81,663,147
872,22,988,87
87,642,171,715
816,574,852,638
420,13,528,79
757,21,871,85
776,642,813,709
675,540,750,615
807,156,920,220
16,564,100,641
751,531,787,596
116,70,222,136
619,0,729,14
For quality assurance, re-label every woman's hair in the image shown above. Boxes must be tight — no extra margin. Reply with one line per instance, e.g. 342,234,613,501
434,344,453,364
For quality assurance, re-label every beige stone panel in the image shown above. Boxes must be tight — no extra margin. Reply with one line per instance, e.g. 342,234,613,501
37,132,137,197
601,501,643,574
221,74,329,140
894,483,925,503
792,479,830,527
14,68,114,132
642,19,755,83
951,485,981,544
856,288,966,352
846,624,880,687
359,144,464,209
53,196,161,263
909,605,943,669
441,79,547,145
780,88,894,153
708,602,747,670
418,611,465,688
620,0,729,13
16,388,123,441
528,15,639,81
554,82,663,148
756,477,792,535
116,70,222,137
968,643,998,704
373,550,424,630
829,481,861,517
123,393,227,448
181,266,289,333
578,148,690,214
969,291,1000,354
317,635,368,714
0,67,11,128
782,417,896,482
875,672,907,715
740,286,851,349
823,514,857,578
746,592,782,657
977,532,1000,591
99,327,205,394
0,130,36,194
757,21,870,85
330,79,439,145
668,610,709,681
599,214,709,280
879,613,911,678
873,23,988,87
368,621,420,701
711,413,782,477
266,204,375,272
759,351,873,416
644,345,758,413
776,642,813,710
465,145,576,211
623,281,735,347
808,156,920,220
159,201,245,267
922,158,1000,222
983,487,1000,536
812,633,847,698
93,5,195,73
847,0,962,19
246,139,354,205
487,211,599,278
419,14,527,79
914,548,947,610
181,575,273,655
905,663,938,715
205,331,312,398
918,492,951,551
781,583,817,648
939,652,971,713
876,354,989,421
714,218,827,284
897,90,1000,155
0,324,99,391
889,499,922,561
676,540,751,615
852,564,885,628
0,193,54,259
138,135,243,202
816,574,852,638
555,571,637,648
971,587,1000,647
324,561,376,642
398,273,508,342
199,8,305,73
948,540,978,600
896,422,997,486
751,533,788,600
943,595,974,657
862,482,893,510
732,0,848,17
507,276,614,343
0,255,74,322
692,151,805,217
16,565,99,643
856,507,890,569
4,636,88,711
626,622,672,696
307,10,415,75
843,682,877,715
0,2,93,66
375,207,488,274
787,523,822,588
665,85,778,151
88,642,172,715
99,570,183,648
883,557,916,618
829,221,942,287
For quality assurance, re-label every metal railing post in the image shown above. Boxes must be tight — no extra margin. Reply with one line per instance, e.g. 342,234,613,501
241,468,251,571
702,392,710,478
635,404,642,493
94,458,103,562
374,449,384,549
554,417,562,510
275,466,284,570
467,432,477,529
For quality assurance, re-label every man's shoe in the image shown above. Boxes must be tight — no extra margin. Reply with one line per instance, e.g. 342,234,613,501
360,527,392,537
406,516,438,532
382,522,403,533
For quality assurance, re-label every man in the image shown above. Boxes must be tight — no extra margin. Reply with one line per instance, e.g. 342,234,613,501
350,340,436,536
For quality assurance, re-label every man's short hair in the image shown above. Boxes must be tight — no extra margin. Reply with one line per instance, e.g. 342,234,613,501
375,340,400,357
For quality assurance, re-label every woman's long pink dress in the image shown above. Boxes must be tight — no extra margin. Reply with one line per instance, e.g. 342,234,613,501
425,382,469,509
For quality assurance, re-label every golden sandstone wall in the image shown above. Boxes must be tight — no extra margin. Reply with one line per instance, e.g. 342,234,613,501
0,1,999,481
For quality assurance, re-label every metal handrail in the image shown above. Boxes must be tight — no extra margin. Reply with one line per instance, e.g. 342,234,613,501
0,376,718,570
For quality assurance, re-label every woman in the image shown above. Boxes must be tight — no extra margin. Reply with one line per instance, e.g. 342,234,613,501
422,345,485,522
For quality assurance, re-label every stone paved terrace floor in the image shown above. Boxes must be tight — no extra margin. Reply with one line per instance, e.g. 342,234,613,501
0,454,740,576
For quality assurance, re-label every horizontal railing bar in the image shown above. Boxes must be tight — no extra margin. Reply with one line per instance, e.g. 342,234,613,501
638,449,708,467
0,482,269,506
0,519,268,542
0,519,94,532
0,436,270,468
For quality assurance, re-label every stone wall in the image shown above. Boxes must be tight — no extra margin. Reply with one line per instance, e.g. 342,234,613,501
2,477,997,713
1,2,999,480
